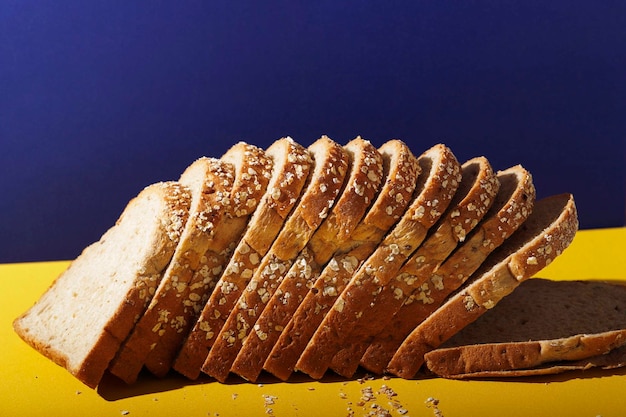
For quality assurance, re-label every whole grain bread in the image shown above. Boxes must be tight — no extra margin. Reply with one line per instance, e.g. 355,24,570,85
329,156,500,377
230,137,384,382
144,143,272,378
294,144,462,380
201,136,350,382
360,164,535,374
424,278,626,378
386,193,578,378
108,158,237,384
13,181,192,388
263,139,421,381
172,137,312,380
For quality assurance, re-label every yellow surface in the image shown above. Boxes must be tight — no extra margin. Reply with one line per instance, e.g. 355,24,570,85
2,227,625,417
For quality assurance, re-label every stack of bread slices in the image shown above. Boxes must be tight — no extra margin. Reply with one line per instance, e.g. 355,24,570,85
17,135,619,389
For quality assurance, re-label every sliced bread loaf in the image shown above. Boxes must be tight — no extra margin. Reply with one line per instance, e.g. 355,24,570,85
143,143,272,378
263,139,421,381
108,158,237,384
294,144,462,380
360,164,535,374
329,156,500,377
172,137,312,380
13,181,192,388
386,193,579,378
424,278,626,378
201,136,350,382
230,137,384,382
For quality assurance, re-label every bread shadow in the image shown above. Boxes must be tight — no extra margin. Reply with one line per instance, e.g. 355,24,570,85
97,365,626,401
97,368,350,401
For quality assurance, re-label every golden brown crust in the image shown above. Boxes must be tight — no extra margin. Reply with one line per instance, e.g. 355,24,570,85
172,138,312,380
143,144,273,378
330,156,500,377
294,144,461,380
263,140,421,381
432,344,626,379
201,136,350,382
230,137,384,382
360,164,535,374
386,193,578,378
108,159,236,384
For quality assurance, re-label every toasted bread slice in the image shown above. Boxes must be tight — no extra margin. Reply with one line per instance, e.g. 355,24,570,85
330,156,500,377
143,143,272,378
230,137,384,381
108,158,237,384
424,278,626,378
172,137,312,380
387,193,578,378
13,181,191,388
263,139,421,381
201,136,350,382
360,164,536,374
295,144,461,380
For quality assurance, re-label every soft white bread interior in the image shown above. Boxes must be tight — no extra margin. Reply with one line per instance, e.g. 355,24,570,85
13,181,192,388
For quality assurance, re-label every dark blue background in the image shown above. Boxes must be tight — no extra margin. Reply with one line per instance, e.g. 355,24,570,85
1,1,625,263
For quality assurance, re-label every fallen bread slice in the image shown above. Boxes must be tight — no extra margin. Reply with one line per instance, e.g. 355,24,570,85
230,137,384,382
144,142,272,378
13,181,192,388
432,344,626,379
386,193,578,379
295,143,462,380
263,139,421,381
173,137,312,380
329,156,500,377
424,278,626,379
108,158,237,384
201,136,350,382
360,164,535,374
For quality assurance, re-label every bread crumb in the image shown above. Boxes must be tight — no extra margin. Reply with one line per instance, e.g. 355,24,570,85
121,411,130,416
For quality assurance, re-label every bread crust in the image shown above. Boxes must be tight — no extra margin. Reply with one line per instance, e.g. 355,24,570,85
360,164,535,374
294,144,461,380
13,181,191,388
108,159,237,384
172,137,312,380
263,140,421,381
433,344,626,379
143,143,273,378
386,193,578,378
201,136,350,382
330,156,500,377
230,137,384,382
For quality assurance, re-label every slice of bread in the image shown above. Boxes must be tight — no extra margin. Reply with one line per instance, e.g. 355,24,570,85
201,136,350,382
143,143,272,378
294,144,462,380
13,181,192,388
263,139,421,381
329,156,500,377
172,137,312,380
230,137,384,382
360,164,535,374
386,193,579,378
430,344,626,379
108,158,237,384
424,278,626,378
